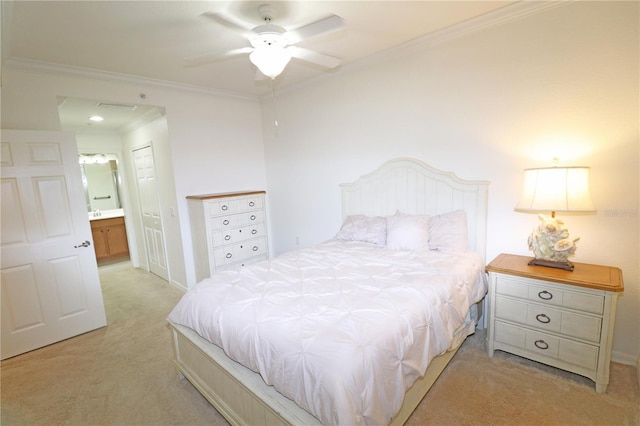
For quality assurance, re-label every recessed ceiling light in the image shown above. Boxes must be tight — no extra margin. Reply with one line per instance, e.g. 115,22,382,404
89,115,104,122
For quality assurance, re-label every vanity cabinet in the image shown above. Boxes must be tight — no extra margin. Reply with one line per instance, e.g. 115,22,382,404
90,216,129,262
187,191,268,282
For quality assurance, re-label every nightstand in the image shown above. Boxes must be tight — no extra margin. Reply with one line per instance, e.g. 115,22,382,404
486,253,624,393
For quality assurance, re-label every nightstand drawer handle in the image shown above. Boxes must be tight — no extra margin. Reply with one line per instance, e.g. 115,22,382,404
536,313,551,324
534,340,549,350
538,290,553,300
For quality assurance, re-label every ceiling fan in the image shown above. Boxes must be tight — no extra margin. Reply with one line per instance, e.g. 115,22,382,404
185,4,345,79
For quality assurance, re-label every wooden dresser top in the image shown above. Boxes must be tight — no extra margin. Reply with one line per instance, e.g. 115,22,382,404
186,190,266,200
486,253,624,292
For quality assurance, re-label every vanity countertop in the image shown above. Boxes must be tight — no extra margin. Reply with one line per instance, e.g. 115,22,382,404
89,209,124,221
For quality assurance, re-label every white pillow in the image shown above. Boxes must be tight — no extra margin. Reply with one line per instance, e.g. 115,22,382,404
428,210,468,252
335,215,387,246
386,212,429,251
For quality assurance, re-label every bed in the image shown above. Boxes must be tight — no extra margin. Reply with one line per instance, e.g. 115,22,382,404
168,158,490,425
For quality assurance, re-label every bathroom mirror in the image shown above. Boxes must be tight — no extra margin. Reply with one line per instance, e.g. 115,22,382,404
79,153,122,212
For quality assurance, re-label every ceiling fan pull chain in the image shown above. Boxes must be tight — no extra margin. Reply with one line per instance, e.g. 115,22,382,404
271,79,280,134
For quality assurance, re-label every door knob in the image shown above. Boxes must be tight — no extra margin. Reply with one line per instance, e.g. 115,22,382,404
74,240,91,248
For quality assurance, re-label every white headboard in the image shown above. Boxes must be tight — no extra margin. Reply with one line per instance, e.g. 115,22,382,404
340,158,490,262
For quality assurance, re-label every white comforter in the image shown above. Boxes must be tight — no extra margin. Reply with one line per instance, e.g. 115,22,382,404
168,240,486,425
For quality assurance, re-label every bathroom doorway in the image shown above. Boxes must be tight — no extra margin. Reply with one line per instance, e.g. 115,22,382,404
57,96,169,280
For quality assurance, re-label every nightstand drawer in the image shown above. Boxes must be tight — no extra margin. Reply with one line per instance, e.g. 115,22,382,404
496,276,604,314
495,321,599,370
495,295,602,342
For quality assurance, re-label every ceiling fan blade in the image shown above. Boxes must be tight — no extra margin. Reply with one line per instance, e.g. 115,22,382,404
184,47,254,67
286,14,345,43
201,11,254,35
289,47,342,69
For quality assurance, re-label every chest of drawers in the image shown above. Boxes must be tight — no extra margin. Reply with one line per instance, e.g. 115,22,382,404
486,253,623,393
187,191,268,282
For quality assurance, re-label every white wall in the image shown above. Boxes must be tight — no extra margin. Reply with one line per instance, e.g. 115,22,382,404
261,2,639,363
1,67,266,289
121,115,185,287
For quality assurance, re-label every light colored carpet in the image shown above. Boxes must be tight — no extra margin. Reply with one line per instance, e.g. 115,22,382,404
2,263,638,425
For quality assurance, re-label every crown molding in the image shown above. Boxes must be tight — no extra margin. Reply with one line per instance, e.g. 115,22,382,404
269,0,572,100
4,1,570,103
3,57,258,101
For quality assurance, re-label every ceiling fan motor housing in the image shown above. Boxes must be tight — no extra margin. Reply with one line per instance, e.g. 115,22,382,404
250,24,290,49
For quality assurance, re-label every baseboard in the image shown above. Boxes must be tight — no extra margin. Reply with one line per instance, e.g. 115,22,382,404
169,279,188,293
611,350,638,366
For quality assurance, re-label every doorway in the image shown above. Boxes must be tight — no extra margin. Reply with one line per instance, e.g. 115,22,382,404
57,96,170,282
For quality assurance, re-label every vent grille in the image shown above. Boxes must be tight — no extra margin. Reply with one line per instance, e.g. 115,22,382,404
96,102,138,110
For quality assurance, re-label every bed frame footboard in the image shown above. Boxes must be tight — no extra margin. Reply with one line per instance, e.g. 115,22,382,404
170,322,319,425
169,322,463,426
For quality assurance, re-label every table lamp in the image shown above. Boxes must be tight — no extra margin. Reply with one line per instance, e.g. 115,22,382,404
515,166,596,271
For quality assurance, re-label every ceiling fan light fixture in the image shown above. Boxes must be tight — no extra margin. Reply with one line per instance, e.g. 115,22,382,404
249,45,292,79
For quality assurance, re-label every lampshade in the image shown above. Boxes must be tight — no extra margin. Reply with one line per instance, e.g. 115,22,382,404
249,45,292,79
515,166,596,214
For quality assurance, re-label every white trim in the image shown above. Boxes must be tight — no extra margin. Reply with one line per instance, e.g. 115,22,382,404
611,350,640,366
5,1,570,102
3,57,256,101
270,0,571,99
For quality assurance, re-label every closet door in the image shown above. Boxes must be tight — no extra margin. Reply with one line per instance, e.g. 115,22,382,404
132,145,169,281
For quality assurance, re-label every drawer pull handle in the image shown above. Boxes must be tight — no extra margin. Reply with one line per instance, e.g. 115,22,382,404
251,229,257,235
252,246,259,251
225,253,232,259
249,201,255,207
534,340,549,350
538,290,553,300
536,313,551,324
223,219,230,225
224,235,231,241
221,205,228,211
250,214,256,220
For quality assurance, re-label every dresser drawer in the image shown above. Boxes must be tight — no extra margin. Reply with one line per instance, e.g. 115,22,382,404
210,210,265,230
496,276,604,314
212,223,266,246
213,238,268,266
215,255,268,272
207,195,264,217
495,321,599,370
495,295,602,342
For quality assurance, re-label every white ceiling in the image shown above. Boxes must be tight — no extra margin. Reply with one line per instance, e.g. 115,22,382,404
2,0,519,129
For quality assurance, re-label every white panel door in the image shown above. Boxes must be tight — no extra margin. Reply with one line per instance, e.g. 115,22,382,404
1,130,107,360
132,145,168,281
